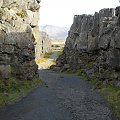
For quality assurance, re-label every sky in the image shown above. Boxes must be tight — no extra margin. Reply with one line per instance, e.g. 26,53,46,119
39,0,119,28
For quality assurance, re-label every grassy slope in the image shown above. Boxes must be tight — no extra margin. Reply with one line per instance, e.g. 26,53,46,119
0,77,42,107
76,69,120,119
36,57,49,64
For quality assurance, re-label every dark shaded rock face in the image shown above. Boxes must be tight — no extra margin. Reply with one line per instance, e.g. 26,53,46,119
56,6,120,87
0,0,40,80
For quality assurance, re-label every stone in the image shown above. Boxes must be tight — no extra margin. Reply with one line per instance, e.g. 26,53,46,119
40,31,52,55
0,54,10,65
36,0,41,4
63,64,70,70
25,10,39,27
56,6,120,87
0,65,11,78
32,27,42,58
0,0,40,80
52,66,61,72
107,49,120,69
111,27,120,49
0,0,3,8
27,0,40,12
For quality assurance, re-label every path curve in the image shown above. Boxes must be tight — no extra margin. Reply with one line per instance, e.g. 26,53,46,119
0,70,116,120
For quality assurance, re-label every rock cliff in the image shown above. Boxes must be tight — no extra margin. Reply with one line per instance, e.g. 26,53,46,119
35,31,52,58
40,31,51,55
56,6,120,87
0,0,40,79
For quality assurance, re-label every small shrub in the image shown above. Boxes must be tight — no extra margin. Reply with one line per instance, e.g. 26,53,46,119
16,9,27,18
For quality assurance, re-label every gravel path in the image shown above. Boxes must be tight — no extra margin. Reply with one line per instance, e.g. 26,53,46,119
0,69,116,120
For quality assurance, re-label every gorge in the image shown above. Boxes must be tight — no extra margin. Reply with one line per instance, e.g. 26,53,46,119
0,0,120,119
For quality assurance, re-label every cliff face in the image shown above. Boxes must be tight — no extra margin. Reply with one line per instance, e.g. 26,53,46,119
0,0,40,79
40,31,52,55
56,6,120,87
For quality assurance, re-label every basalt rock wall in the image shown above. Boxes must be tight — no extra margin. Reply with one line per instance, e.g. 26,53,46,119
0,0,40,79
41,31,52,55
56,6,120,86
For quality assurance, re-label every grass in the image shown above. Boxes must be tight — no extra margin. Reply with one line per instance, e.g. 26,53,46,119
36,50,63,69
57,50,63,56
36,50,63,65
36,57,49,64
44,52,55,58
90,78,120,119
16,9,27,18
0,77,42,107
36,51,56,64
99,85,120,119
76,69,120,119
51,50,63,64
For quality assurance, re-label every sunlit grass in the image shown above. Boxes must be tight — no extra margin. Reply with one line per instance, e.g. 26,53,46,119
36,50,63,69
36,57,49,64
44,52,55,58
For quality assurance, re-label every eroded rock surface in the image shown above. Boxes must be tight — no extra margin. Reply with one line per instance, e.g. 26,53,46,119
56,6,120,87
0,0,40,79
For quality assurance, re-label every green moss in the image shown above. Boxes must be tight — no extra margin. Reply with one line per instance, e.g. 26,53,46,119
87,61,94,69
16,9,27,18
77,69,88,80
0,77,42,107
99,85,120,119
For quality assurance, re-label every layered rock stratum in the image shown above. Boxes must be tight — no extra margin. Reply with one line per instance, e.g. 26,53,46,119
0,0,40,79
56,6,120,87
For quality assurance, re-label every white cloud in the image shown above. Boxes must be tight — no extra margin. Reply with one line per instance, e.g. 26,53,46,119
39,0,119,27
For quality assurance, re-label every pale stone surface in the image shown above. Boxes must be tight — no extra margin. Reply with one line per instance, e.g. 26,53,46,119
41,31,52,55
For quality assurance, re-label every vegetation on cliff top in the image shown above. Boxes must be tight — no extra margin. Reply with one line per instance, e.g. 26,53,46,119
16,9,27,18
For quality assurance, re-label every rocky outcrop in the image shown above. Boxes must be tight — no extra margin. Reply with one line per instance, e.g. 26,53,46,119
0,0,40,79
34,30,52,58
40,31,52,55
56,6,120,87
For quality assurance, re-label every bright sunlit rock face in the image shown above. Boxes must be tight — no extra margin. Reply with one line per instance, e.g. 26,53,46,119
39,0,119,27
